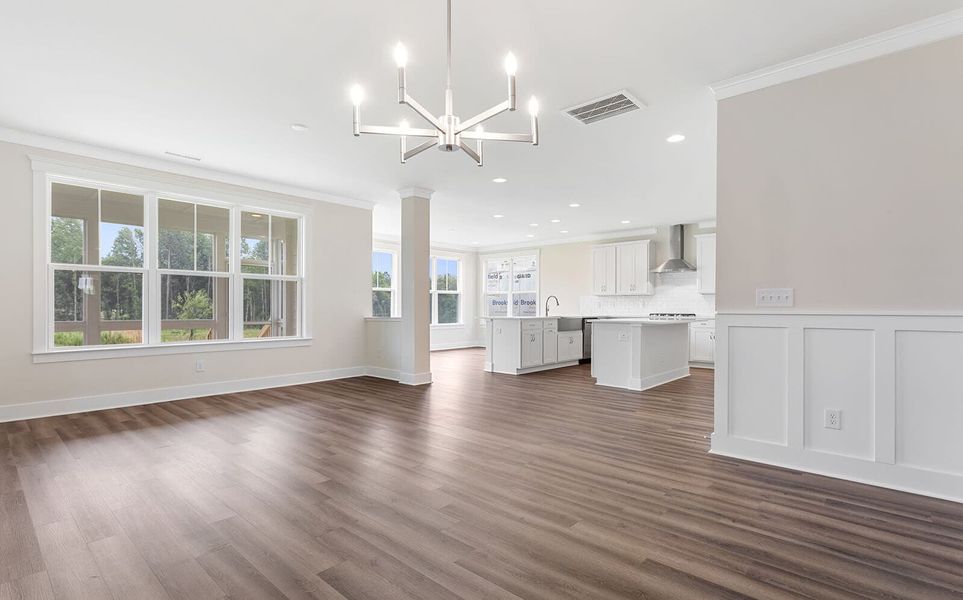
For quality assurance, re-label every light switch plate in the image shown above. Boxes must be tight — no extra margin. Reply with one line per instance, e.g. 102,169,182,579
756,288,794,307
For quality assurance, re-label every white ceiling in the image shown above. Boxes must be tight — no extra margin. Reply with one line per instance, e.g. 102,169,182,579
2,0,961,248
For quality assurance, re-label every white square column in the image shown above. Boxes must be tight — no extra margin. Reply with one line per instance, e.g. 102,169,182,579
398,187,433,385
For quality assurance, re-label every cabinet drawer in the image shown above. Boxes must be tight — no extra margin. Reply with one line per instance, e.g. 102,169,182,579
522,320,542,331
543,320,558,329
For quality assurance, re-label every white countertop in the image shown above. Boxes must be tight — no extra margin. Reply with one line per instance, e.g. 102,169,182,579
483,316,557,320
588,317,712,326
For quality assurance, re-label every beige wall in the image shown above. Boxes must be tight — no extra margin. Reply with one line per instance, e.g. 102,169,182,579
717,35,963,312
2,141,372,409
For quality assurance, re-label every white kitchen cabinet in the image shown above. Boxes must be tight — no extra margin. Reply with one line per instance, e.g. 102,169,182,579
543,323,558,365
521,328,544,368
695,233,716,295
689,320,716,364
557,331,583,362
593,240,653,296
616,240,654,295
592,245,617,295
486,318,583,374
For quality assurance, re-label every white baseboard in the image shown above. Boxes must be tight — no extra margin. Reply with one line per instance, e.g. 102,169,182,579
711,436,963,505
0,366,369,423
398,371,433,386
430,341,484,351
632,367,691,391
364,366,402,382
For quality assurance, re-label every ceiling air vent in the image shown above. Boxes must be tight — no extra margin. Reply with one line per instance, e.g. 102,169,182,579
562,90,645,125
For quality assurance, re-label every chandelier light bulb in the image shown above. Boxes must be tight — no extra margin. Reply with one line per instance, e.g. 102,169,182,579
393,42,408,68
528,96,540,116
399,119,410,129
349,84,365,106
475,125,484,133
504,52,518,76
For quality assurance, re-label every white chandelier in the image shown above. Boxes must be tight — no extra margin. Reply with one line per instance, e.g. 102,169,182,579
349,0,539,166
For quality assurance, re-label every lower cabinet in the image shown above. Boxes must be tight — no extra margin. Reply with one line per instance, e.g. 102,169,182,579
543,327,558,364
558,331,583,362
521,328,544,368
689,321,716,363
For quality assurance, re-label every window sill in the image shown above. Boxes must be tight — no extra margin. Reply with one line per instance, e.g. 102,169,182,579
32,337,313,364
431,323,465,329
364,317,401,322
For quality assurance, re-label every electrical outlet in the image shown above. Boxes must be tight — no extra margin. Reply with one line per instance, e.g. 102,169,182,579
824,408,841,430
756,288,794,307
194,359,206,373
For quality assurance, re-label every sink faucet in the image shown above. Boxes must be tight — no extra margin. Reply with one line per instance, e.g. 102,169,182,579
545,295,559,317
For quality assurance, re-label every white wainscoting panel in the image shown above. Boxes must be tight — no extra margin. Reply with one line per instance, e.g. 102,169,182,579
714,313,963,504
896,330,963,477
727,326,789,445
804,328,875,460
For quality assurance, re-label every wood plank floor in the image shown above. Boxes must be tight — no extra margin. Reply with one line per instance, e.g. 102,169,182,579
3,348,963,599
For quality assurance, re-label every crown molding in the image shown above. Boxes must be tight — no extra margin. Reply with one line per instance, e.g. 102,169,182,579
711,8,963,100
0,125,374,210
397,187,434,200
372,232,478,254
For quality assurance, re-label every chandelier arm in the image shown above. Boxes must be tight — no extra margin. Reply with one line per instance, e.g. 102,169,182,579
455,99,512,134
359,124,437,138
403,94,445,132
402,139,436,163
460,144,482,166
461,130,533,143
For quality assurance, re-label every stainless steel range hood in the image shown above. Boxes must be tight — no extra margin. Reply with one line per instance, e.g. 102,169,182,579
652,224,696,273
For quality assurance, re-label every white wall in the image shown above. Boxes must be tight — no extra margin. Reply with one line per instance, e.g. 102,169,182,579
2,140,372,421
714,36,963,502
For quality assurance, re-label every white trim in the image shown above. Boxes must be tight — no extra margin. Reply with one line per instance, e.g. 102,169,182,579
711,9,963,100
714,312,963,504
0,366,368,424
398,371,433,386
0,127,372,209
396,187,434,200
365,366,403,381
33,337,313,363
431,341,484,351
698,220,717,230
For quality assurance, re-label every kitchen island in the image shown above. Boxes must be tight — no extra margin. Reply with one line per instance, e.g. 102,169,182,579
590,318,706,391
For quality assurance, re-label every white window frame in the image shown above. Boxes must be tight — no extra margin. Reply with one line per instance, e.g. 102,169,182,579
430,255,462,327
32,158,311,363
371,248,399,318
481,251,540,317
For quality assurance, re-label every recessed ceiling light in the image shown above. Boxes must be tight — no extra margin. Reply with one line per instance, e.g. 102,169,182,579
549,218,560,223
560,230,569,234
471,241,479,245
290,123,309,131
492,177,507,183
568,203,580,208
493,214,504,218
529,223,538,227
621,220,631,224
666,133,686,143
526,234,535,238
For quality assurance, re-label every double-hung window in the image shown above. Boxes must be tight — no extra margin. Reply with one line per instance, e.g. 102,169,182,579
430,256,461,325
39,169,306,357
371,250,397,317
484,253,538,316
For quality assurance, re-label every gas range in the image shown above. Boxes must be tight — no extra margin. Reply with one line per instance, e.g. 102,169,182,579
648,312,697,320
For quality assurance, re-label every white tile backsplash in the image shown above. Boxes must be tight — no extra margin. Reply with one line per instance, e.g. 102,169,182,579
578,271,715,316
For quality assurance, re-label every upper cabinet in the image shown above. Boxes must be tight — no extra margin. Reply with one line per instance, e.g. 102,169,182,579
695,233,716,295
592,245,617,295
592,240,653,296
